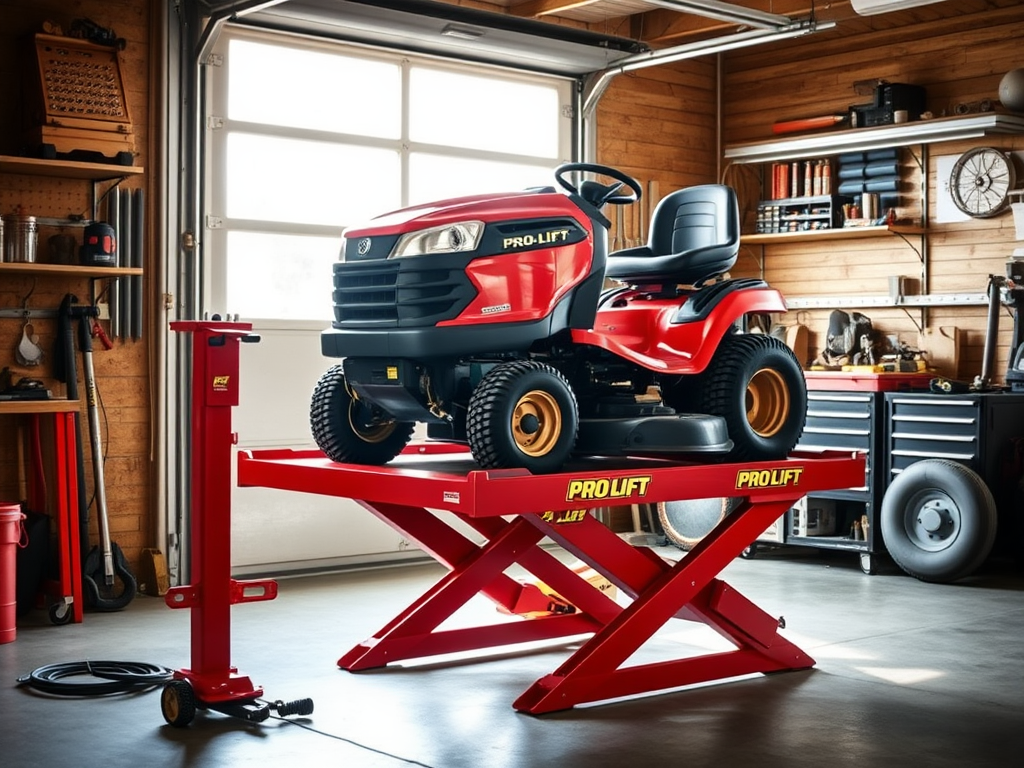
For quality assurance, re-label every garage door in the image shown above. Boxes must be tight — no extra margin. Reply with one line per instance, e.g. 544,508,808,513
204,25,573,573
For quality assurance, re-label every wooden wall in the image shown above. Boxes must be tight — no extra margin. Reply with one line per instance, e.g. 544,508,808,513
719,0,1024,381
596,59,719,246
0,0,154,577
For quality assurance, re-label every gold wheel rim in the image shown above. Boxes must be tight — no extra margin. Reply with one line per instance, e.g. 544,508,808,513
348,400,396,444
512,389,562,457
162,687,179,721
746,368,790,438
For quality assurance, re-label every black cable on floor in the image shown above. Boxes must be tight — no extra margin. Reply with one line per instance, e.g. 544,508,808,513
17,660,174,696
268,714,439,768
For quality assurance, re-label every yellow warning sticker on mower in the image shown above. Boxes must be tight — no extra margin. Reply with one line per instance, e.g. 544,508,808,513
565,475,652,502
734,467,804,489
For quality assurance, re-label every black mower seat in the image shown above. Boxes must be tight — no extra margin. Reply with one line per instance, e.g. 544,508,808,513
605,184,739,287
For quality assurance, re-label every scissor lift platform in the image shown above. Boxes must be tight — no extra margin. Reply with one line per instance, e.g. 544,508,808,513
237,446,864,714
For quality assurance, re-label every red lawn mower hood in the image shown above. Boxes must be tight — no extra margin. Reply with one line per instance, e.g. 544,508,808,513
343,188,589,238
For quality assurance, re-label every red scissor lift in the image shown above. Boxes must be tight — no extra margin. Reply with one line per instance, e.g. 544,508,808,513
167,320,863,718
238,444,862,714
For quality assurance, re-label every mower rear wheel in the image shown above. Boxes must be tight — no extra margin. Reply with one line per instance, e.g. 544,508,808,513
700,334,806,462
467,361,578,474
310,365,414,465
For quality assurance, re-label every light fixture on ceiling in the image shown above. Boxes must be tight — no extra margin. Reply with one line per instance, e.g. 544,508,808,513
850,0,950,16
440,23,484,40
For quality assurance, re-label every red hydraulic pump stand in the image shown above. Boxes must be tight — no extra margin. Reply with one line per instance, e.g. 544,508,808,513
161,318,312,727
238,442,865,714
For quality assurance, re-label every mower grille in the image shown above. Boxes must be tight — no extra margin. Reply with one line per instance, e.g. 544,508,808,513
332,260,475,327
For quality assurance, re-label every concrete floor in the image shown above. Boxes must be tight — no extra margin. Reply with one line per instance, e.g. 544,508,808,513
1,545,1022,768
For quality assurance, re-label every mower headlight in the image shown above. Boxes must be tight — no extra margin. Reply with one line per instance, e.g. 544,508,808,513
390,221,484,259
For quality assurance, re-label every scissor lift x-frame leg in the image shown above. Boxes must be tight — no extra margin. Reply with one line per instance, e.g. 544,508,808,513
340,493,809,714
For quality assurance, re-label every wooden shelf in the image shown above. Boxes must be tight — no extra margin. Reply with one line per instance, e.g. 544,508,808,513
742,225,925,245
724,113,1024,165
0,155,143,181
0,399,81,414
0,262,142,277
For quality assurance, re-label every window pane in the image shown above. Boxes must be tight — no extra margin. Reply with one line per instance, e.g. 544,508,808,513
228,39,401,138
226,231,339,320
226,133,400,226
409,153,555,206
409,67,560,157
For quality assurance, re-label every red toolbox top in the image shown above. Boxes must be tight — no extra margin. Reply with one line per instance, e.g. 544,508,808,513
804,370,934,392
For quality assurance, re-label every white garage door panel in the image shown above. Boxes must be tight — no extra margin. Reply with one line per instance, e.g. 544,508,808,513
231,482,410,572
229,322,412,571
235,324,327,447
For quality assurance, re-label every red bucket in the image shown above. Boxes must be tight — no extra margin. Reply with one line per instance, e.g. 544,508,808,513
0,502,26,644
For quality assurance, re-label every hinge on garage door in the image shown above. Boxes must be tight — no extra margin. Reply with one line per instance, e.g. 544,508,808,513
206,53,223,67
207,116,224,130
562,104,575,119
206,215,223,229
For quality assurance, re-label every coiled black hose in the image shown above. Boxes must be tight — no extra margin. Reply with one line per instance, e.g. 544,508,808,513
17,660,174,696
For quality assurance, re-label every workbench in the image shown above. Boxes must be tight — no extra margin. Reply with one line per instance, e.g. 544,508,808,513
237,446,864,714
0,400,83,624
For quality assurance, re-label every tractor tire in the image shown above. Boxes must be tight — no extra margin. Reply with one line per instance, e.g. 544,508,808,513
310,365,414,465
466,360,578,474
699,333,807,462
880,459,997,583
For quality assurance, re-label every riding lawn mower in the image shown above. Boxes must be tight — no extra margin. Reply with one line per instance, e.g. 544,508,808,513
310,163,807,474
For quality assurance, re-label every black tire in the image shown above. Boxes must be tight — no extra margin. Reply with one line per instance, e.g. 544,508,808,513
699,333,807,462
658,497,739,551
466,361,578,474
47,602,72,625
880,459,997,583
82,544,137,611
310,365,414,465
161,681,197,727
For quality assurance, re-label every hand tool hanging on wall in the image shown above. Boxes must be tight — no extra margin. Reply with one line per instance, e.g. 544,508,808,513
54,296,91,568
131,188,144,339
56,294,137,610
119,188,132,340
108,189,120,339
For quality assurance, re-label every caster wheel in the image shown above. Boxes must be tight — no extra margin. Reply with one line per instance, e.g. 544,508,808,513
47,602,72,625
740,543,758,559
161,681,197,727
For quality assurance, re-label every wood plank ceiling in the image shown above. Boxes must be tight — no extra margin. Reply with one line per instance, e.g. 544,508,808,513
478,1,832,44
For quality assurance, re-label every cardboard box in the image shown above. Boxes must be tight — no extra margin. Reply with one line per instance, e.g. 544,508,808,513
790,497,837,537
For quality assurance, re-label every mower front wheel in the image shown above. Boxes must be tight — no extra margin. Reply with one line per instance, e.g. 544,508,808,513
467,361,579,474
310,365,414,465
700,333,807,462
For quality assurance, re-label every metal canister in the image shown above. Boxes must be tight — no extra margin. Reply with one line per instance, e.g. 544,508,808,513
3,214,38,263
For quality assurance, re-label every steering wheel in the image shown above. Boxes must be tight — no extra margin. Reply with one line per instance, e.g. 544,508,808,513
554,163,642,208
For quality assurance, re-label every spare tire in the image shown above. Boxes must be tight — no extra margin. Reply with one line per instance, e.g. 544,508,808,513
880,459,997,583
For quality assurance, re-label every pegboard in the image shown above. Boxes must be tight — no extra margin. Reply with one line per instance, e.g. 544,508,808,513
34,34,131,128
0,173,93,221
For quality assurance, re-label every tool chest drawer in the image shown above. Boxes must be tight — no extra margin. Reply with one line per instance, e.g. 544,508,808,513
884,395,981,479
796,392,877,495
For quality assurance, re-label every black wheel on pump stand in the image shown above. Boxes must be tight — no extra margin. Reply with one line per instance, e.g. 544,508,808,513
466,361,579,474
161,680,197,727
310,365,414,465
699,334,807,462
